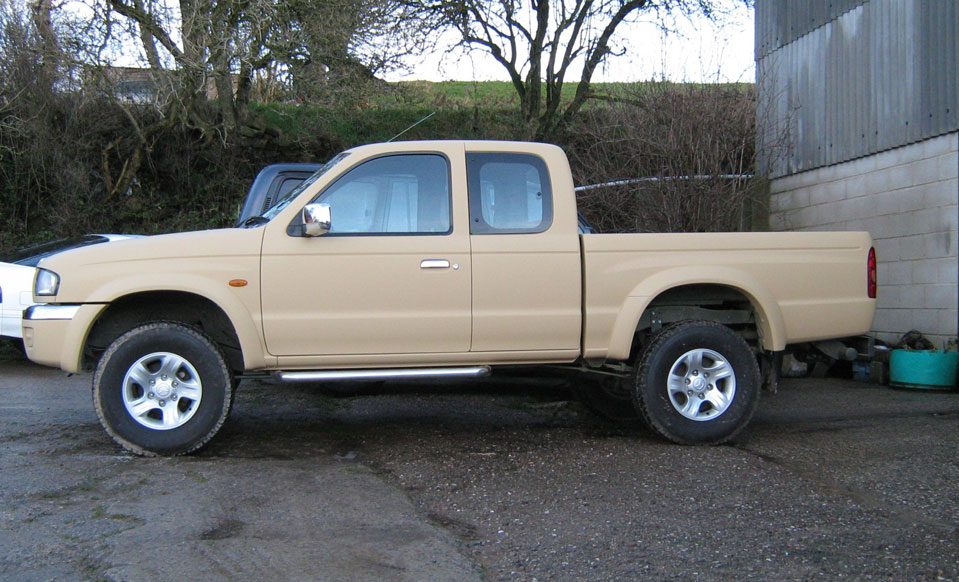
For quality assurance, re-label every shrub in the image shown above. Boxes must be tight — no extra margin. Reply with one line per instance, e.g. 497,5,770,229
566,83,763,233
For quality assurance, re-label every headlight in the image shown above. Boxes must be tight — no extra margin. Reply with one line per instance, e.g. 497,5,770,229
35,268,60,296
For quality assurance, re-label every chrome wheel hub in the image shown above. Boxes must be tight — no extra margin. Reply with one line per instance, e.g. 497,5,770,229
666,348,736,421
122,352,202,430
154,381,173,399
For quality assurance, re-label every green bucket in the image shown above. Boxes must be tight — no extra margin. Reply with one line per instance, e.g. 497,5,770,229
889,350,959,390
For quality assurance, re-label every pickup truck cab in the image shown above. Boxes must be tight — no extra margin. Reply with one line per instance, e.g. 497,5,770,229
23,141,877,456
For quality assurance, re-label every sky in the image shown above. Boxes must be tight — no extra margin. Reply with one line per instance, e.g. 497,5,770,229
386,3,755,84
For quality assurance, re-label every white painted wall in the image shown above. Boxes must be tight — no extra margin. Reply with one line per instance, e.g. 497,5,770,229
769,132,958,348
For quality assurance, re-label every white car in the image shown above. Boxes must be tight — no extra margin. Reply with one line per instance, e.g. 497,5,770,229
0,261,36,339
1,235,139,341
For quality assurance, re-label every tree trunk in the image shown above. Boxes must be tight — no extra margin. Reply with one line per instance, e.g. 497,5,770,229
30,0,59,93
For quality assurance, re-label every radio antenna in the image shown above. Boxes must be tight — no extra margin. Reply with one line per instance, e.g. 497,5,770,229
387,111,436,142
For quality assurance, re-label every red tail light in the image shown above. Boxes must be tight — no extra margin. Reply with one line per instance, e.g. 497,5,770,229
867,247,877,299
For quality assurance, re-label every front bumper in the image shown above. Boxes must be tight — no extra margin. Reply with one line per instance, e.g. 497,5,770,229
23,304,107,373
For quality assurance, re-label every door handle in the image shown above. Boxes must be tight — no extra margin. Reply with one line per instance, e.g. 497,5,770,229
420,259,450,269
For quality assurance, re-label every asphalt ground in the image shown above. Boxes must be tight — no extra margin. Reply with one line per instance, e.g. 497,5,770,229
1,353,957,581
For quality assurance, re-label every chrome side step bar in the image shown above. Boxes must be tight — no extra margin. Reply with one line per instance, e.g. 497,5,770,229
276,366,491,382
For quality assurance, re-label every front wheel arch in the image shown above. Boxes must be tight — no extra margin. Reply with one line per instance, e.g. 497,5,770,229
84,291,245,374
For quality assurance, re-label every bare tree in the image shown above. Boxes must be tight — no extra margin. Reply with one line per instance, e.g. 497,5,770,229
50,0,424,199
264,0,405,103
30,0,62,93
405,0,749,140
0,0,99,242
90,0,425,124
99,0,255,134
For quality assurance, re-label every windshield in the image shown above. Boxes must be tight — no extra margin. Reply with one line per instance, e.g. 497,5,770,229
260,152,350,221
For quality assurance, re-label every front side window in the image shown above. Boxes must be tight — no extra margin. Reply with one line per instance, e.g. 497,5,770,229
467,153,553,234
312,154,451,235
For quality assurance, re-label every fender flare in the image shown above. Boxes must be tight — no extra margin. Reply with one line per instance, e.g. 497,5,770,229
605,266,788,360
87,274,269,371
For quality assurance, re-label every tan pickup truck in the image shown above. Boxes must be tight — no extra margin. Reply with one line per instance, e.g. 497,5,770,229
23,141,877,456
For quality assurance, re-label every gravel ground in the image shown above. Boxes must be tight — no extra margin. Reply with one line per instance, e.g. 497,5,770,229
1,354,957,581
312,378,959,582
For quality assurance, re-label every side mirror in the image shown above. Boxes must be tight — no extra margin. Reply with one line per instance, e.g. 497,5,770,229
302,203,331,236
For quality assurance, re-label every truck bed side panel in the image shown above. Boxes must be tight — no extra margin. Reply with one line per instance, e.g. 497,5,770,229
582,232,876,359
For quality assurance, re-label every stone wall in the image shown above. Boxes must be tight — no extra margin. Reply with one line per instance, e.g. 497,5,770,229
769,132,958,348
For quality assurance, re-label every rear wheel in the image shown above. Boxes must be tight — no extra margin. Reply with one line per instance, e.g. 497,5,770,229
633,320,760,445
93,322,234,456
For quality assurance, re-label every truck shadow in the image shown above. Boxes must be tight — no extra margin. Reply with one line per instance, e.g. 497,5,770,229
200,375,651,459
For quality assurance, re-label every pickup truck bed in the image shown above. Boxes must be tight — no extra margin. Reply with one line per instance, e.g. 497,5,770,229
582,232,875,360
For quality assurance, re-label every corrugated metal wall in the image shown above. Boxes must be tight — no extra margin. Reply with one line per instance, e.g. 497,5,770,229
756,0,867,58
756,0,959,178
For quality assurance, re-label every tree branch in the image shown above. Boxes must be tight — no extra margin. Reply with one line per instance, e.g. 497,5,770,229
108,0,185,64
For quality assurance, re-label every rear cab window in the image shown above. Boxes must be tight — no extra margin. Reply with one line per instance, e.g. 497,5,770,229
466,153,553,234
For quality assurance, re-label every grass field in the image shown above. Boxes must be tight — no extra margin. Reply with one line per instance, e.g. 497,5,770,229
249,80,753,147
389,80,751,107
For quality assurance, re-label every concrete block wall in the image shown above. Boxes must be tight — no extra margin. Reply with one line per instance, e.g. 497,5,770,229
769,132,958,348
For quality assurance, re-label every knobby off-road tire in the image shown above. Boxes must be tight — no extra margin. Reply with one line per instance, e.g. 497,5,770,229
93,322,235,456
633,320,760,445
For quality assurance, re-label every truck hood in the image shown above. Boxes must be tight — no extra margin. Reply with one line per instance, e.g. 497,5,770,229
38,228,264,303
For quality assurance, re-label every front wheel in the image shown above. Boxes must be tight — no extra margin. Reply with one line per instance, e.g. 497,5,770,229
633,320,760,445
93,322,234,456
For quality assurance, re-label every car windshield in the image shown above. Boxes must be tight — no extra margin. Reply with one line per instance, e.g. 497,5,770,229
5,235,110,267
259,152,350,221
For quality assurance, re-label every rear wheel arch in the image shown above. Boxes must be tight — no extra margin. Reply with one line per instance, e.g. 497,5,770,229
621,283,781,363
584,284,766,424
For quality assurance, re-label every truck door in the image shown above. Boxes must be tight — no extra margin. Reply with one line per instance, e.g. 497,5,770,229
466,151,582,352
260,150,472,357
